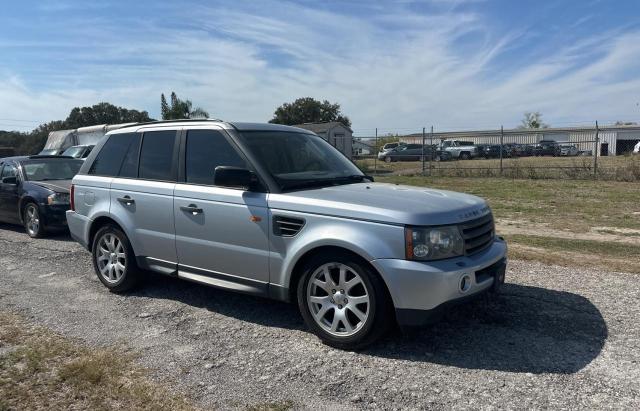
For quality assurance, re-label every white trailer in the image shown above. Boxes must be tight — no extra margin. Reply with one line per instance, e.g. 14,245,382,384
40,123,135,155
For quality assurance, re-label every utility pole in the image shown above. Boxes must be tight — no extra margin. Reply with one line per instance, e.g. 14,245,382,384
430,125,434,177
500,125,504,176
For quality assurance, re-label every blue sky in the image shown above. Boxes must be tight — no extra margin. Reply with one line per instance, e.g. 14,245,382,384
1,0,640,135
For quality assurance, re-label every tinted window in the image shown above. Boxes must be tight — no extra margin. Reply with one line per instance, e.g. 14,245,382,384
89,133,138,177
186,130,246,185
139,131,177,181
119,134,142,178
1,163,17,179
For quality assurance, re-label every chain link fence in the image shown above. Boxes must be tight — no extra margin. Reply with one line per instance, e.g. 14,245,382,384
349,123,640,181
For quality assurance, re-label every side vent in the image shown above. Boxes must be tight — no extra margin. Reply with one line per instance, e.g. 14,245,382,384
273,216,305,237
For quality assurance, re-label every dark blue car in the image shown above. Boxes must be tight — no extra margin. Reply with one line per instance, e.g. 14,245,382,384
0,155,83,238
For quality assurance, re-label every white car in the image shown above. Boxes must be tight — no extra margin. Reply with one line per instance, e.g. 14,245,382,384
634,141,640,155
560,145,579,156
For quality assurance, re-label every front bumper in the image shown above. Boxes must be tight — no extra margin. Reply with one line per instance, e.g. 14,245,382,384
371,237,507,327
41,204,70,229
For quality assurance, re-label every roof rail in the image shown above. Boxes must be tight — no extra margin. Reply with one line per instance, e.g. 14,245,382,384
120,118,225,129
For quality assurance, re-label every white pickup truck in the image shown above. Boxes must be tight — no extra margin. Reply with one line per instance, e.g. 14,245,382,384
439,140,478,160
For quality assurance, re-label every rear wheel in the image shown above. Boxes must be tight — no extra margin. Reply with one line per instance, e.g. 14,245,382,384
297,252,392,349
23,202,45,238
92,225,141,293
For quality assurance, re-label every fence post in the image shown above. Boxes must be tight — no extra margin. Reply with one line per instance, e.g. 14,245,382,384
500,125,504,176
374,128,378,176
430,126,434,177
422,127,426,175
593,121,599,179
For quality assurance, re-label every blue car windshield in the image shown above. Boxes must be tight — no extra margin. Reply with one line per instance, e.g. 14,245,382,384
21,159,83,181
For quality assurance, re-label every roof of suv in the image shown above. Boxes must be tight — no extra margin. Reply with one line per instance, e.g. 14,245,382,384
109,119,315,135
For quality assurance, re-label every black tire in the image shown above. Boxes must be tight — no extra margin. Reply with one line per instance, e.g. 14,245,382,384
384,156,392,163
23,202,46,238
460,152,470,160
297,252,393,350
91,224,141,293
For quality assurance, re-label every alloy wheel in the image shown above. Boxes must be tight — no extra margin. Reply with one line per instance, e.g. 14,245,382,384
96,233,127,284
306,263,370,337
25,205,40,236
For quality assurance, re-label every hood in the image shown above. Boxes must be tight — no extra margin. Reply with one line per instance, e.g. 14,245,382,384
268,182,490,226
29,180,72,193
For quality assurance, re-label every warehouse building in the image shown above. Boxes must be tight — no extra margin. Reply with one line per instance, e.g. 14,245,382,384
400,124,640,156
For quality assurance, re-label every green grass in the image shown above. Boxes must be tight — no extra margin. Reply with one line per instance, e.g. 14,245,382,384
377,176,640,273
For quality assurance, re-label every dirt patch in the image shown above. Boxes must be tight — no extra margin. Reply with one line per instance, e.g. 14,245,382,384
497,221,640,245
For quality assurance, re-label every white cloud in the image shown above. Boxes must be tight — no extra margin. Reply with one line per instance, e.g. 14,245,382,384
1,0,639,134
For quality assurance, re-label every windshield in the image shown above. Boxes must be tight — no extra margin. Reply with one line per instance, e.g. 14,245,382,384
21,159,83,181
239,131,365,190
62,146,86,158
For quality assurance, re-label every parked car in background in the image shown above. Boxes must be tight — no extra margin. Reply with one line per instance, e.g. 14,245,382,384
0,156,82,237
534,140,561,156
633,141,640,154
482,144,511,159
439,140,478,160
377,142,406,160
559,144,579,156
66,120,507,349
62,145,95,159
380,144,451,162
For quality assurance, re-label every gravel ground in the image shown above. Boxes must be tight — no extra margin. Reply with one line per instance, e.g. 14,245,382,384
1,224,639,410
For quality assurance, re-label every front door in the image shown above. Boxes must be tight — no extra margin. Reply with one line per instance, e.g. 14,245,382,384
0,162,20,223
173,128,270,293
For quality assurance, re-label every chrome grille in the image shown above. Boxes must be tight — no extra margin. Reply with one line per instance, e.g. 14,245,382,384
460,213,495,255
273,216,305,237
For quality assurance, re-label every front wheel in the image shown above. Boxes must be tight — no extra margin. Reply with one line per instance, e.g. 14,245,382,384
460,152,470,160
92,225,141,293
23,202,45,238
297,253,392,349
384,156,392,163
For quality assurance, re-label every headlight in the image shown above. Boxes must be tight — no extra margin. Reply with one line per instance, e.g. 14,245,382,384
47,193,70,205
405,225,464,261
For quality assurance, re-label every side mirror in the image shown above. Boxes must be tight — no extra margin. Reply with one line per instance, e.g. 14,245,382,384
214,166,256,190
2,176,17,185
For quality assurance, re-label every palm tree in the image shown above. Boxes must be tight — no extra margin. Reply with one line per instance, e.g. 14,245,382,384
161,92,209,120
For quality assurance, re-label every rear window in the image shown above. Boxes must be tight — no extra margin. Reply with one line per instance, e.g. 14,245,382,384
89,133,139,177
22,159,82,181
138,131,177,181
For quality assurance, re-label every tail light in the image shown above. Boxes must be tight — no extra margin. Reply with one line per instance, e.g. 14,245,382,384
70,184,75,211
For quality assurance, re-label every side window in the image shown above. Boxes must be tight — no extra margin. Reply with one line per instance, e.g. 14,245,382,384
185,129,247,185
1,163,17,178
118,134,142,178
139,130,178,181
89,133,138,177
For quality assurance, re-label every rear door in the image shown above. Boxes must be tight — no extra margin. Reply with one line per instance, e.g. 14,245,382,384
173,127,270,292
110,129,179,269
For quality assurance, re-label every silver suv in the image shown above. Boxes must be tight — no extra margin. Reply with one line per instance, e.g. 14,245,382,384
67,120,507,349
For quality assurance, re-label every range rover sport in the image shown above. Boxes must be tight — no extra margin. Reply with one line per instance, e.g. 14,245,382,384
67,120,507,349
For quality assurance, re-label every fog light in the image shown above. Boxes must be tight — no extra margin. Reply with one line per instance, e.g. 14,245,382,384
459,274,471,293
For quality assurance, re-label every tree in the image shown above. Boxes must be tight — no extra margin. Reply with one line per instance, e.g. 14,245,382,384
161,92,209,120
519,112,548,129
65,102,153,128
269,97,351,127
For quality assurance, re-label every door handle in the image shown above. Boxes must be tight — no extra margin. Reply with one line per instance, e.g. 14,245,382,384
180,204,203,215
117,196,135,205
